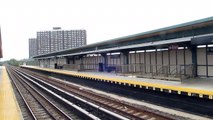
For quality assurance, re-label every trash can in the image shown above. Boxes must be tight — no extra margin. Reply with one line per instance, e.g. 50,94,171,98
99,63,104,72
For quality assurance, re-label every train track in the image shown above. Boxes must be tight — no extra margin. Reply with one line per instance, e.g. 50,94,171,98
25,67,213,118
7,66,73,120
7,66,103,120
8,66,173,120
8,66,128,120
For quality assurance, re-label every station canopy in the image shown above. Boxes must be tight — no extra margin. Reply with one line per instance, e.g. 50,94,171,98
33,17,213,59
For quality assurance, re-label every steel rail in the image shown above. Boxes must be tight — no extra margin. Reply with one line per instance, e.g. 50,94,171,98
10,67,73,120
17,66,172,120
7,68,37,120
13,67,130,120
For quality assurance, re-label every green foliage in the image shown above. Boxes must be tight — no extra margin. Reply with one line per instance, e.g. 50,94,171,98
6,59,21,66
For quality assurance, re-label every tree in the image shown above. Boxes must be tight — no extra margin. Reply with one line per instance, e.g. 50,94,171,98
6,59,20,66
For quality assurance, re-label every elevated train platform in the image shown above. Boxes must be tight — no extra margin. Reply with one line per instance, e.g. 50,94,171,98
0,66,22,120
29,17,213,101
22,65,213,100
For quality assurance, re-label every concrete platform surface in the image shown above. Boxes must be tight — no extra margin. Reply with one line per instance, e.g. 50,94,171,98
22,65,213,99
0,66,22,120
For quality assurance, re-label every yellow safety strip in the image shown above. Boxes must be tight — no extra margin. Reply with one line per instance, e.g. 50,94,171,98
21,66,213,99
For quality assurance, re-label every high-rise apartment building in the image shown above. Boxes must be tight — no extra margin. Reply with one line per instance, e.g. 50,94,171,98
37,31,51,55
29,28,86,58
29,38,37,58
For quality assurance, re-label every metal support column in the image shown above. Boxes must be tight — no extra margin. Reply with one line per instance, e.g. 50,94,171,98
155,49,157,74
144,50,146,73
121,51,129,65
183,47,186,75
191,45,198,77
206,45,208,77
134,51,136,72
101,53,107,71
175,49,178,75
66,57,70,64
79,55,83,71
55,57,58,69
168,49,170,74
72,56,75,64
121,51,129,73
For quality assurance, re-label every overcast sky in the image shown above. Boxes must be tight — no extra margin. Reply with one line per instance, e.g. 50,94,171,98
0,0,212,61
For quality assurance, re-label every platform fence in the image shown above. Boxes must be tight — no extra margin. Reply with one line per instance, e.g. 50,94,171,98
63,63,99,71
61,63,195,80
114,64,195,80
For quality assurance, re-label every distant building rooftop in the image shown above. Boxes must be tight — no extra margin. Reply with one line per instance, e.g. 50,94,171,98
53,27,61,30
